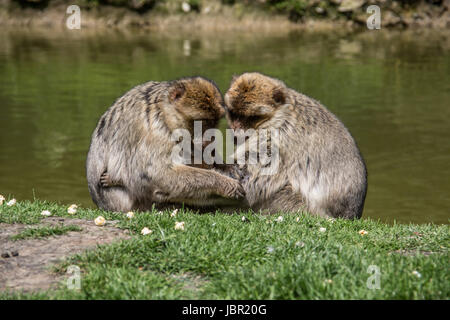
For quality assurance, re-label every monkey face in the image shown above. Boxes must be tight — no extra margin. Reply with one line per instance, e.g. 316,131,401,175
224,72,287,131
167,77,225,134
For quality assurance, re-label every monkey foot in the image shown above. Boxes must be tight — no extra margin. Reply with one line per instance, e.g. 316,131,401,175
100,172,113,188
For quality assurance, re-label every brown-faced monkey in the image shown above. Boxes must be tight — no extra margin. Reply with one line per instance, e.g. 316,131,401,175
224,72,367,219
86,77,245,212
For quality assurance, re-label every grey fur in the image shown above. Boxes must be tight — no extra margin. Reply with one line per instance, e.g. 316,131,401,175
87,77,245,212
224,72,367,219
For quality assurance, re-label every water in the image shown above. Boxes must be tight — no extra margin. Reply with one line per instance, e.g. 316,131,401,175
0,28,449,224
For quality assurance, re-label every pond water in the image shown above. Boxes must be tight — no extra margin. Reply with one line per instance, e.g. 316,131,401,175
0,28,449,224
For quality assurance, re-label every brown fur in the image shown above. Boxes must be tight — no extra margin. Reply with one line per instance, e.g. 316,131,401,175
223,72,367,219
86,77,245,213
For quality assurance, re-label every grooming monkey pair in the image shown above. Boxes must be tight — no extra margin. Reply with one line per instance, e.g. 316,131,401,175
87,73,367,219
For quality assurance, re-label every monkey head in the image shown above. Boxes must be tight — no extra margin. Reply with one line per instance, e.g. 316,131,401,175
163,77,225,136
224,72,289,131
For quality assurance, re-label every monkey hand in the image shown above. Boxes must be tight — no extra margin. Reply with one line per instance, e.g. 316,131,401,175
220,178,246,200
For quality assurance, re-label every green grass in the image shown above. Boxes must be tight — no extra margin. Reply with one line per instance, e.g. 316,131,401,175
0,198,448,299
10,225,83,241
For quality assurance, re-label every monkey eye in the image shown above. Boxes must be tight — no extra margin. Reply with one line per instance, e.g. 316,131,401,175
247,115,264,123
228,111,239,119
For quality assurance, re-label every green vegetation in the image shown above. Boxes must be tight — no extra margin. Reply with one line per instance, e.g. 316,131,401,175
268,0,309,22
0,199,448,299
6,0,446,26
11,225,82,241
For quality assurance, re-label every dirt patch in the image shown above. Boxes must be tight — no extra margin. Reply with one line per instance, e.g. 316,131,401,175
0,217,131,293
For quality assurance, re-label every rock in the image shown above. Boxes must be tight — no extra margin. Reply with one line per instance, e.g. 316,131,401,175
129,0,153,11
11,251,19,257
308,0,321,6
338,0,365,12
181,2,191,13
353,12,369,25
413,13,423,21
315,7,325,15
383,10,405,27
1,252,10,258
444,0,450,9
203,6,211,14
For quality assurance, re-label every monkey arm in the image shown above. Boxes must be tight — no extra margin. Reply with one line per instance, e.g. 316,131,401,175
152,164,245,203
212,163,245,181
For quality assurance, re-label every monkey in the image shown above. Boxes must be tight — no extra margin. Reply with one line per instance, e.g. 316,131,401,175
223,72,368,219
86,77,245,213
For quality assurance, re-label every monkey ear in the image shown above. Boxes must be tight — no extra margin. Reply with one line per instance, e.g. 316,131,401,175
272,88,286,105
230,74,239,86
169,82,186,103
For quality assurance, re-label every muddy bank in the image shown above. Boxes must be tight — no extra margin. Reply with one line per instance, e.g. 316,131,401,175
0,217,130,293
0,0,449,30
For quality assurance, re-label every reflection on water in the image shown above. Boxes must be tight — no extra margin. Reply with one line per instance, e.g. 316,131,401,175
0,29,449,224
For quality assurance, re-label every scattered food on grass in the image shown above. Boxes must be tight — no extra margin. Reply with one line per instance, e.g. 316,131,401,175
141,227,152,235
41,210,52,217
94,216,106,226
174,221,185,231
67,204,78,215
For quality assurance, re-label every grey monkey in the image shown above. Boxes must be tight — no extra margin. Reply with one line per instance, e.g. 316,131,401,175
86,77,245,212
223,72,367,219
